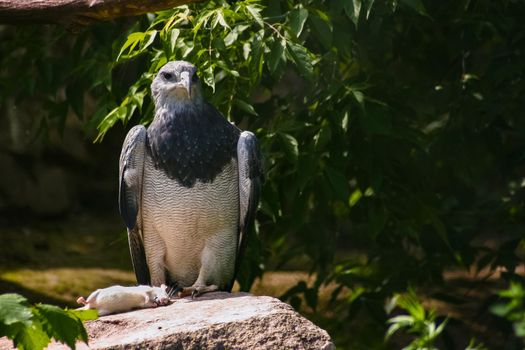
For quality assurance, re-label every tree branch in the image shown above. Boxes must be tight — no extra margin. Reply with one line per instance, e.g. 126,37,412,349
0,0,204,26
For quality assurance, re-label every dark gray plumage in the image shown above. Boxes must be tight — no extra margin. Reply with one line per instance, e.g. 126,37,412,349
119,60,262,297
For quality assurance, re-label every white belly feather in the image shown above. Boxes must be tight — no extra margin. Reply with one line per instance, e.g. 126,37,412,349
141,155,239,288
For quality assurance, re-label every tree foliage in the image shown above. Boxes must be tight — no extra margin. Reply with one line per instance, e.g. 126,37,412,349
0,294,97,350
1,0,525,348
491,283,525,339
386,290,448,350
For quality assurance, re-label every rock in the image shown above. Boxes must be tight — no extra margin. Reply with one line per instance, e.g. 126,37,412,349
3,292,333,350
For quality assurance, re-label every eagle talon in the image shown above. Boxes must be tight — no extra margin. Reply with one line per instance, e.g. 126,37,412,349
169,286,183,299
191,289,200,299
177,287,194,298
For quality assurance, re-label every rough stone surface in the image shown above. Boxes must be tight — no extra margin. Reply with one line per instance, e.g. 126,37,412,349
0,293,334,350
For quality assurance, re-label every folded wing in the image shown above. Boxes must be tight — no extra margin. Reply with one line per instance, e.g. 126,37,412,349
234,131,263,288
119,125,150,285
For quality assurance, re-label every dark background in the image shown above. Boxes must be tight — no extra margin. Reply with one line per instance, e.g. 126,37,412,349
1,1,525,349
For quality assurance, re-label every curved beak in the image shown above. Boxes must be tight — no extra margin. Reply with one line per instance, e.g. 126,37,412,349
180,71,192,99
165,71,192,100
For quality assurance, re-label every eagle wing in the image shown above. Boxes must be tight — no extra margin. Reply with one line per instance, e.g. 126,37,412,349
234,131,263,288
119,125,150,285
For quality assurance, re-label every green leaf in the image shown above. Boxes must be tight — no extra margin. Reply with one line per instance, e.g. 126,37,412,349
260,182,281,221
267,39,285,74
234,99,258,116
514,322,525,337
192,9,211,33
340,111,350,132
324,166,349,201
287,42,313,79
203,64,215,92
213,60,239,78
364,0,376,20
279,133,299,164
309,10,332,49
0,294,32,326
117,32,145,60
95,105,125,142
170,28,180,53
181,40,194,58
288,8,309,38
140,30,157,52
349,189,362,207
36,304,87,348
223,31,238,46
212,36,226,51
396,291,427,321
130,90,146,112
490,303,512,317
242,42,251,60
343,0,361,26
314,120,331,150
13,324,50,350
66,309,98,322
352,90,365,106
385,320,408,340
250,30,265,77
400,0,428,16
246,5,264,28
387,315,415,326
212,10,230,29
434,318,448,337
499,282,525,298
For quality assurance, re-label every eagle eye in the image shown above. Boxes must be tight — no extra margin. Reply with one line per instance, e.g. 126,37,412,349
162,72,173,80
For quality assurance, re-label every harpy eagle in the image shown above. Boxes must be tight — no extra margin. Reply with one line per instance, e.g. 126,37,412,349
118,61,262,297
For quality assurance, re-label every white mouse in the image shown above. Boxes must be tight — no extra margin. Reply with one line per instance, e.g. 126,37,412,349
76,284,171,316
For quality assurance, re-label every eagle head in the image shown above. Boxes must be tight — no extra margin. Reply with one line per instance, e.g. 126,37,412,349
151,61,203,111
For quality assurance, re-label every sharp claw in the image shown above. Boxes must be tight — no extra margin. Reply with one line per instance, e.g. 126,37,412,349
191,289,200,299
177,288,195,298
170,287,183,298
178,285,215,299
